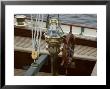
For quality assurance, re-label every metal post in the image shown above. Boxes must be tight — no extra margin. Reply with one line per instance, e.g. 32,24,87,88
80,27,84,35
51,54,58,76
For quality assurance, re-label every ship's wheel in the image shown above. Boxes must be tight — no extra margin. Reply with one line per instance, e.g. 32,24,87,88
61,29,75,75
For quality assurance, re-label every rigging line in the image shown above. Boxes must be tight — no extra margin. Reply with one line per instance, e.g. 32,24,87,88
31,14,34,49
33,15,36,50
36,14,40,52
58,14,64,35
38,14,41,53
39,14,44,53
46,14,49,28
57,14,60,27
34,14,40,55
34,14,38,50
37,14,39,53
35,14,38,49
36,14,40,53
38,14,42,54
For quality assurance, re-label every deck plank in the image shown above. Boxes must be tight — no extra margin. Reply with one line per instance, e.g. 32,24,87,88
14,36,97,61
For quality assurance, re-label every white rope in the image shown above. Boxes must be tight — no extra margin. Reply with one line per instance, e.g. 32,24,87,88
33,15,38,50
31,14,34,49
31,14,44,58
36,14,40,53
37,14,40,54
38,14,44,53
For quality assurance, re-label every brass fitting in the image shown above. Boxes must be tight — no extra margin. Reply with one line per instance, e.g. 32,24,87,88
49,19,58,25
31,50,39,60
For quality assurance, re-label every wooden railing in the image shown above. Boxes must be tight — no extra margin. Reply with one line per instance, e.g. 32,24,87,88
14,27,97,48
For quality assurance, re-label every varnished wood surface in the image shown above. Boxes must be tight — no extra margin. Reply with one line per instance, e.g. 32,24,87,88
14,36,97,61
14,51,96,76
14,26,97,76
14,27,97,47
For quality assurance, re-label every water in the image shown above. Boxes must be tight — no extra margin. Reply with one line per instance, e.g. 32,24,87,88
15,14,97,29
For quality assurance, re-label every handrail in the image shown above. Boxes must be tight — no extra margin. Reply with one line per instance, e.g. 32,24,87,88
18,17,97,30
24,54,48,76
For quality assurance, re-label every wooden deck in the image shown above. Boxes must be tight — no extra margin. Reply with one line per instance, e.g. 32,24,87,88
14,69,62,76
14,36,97,61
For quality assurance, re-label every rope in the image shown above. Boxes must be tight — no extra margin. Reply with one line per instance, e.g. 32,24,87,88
38,14,43,54
37,14,40,56
31,14,44,59
34,15,38,51
31,14,34,49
